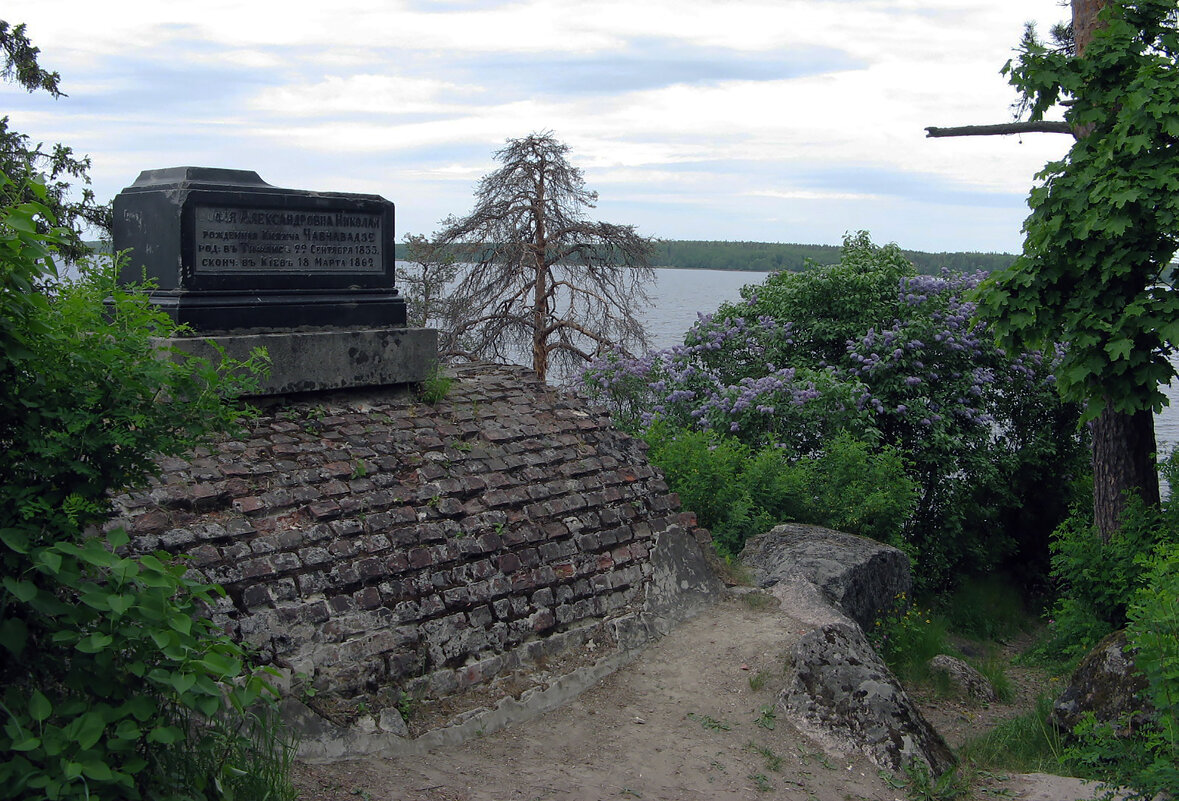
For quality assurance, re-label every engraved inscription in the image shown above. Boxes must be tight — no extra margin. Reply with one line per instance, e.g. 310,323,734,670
194,206,384,273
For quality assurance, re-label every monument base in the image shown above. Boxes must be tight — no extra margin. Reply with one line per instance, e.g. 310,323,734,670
147,289,407,331
160,327,438,396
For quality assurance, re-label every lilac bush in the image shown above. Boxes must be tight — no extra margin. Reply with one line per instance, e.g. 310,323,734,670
582,311,871,456
583,233,1088,587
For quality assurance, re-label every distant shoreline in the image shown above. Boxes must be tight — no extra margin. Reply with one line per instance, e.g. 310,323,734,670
391,240,1016,275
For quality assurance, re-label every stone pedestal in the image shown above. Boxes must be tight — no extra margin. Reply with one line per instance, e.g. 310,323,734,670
115,166,432,391
161,327,438,396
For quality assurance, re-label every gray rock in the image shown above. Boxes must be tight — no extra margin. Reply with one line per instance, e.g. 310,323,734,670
929,654,996,702
741,523,911,631
1052,630,1151,734
642,526,725,634
781,620,957,777
378,707,410,737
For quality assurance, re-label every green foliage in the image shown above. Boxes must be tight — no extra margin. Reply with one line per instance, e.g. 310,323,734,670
0,178,289,799
1034,467,1179,798
959,696,1067,774
0,24,109,259
1064,543,1179,800
1,21,61,96
1037,488,1179,662
642,424,915,557
869,593,954,685
734,231,913,367
418,363,453,405
938,575,1030,642
899,759,970,801
588,232,1087,587
974,658,1015,704
983,0,1179,420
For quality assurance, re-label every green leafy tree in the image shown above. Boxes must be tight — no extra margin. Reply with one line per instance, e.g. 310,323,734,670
0,20,110,260
978,0,1179,537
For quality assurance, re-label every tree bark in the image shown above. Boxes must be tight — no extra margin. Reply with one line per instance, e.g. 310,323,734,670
926,122,1072,137
1074,0,1106,56
1092,404,1160,539
1068,0,1159,539
533,156,548,382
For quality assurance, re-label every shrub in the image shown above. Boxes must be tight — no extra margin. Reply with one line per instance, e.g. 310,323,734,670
939,574,1030,642
869,593,954,684
0,180,291,800
584,232,1087,588
642,424,915,557
1036,454,1179,800
1063,541,1179,801
1037,484,1179,663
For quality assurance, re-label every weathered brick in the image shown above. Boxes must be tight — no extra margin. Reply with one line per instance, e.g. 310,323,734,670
408,547,433,569
242,584,271,610
354,586,382,610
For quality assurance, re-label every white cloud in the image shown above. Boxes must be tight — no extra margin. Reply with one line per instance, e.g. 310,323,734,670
2,0,1074,251
249,74,478,116
749,189,884,202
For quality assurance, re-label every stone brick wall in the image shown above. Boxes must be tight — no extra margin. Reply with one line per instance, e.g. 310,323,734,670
110,364,712,718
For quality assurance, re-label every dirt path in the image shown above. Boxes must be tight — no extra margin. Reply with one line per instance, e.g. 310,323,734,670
291,592,1109,801
293,593,904,801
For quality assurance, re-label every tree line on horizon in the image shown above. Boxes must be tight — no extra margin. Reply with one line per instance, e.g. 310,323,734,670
393,239,1016,275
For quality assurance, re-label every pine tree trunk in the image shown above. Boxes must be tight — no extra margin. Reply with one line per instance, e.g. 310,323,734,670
1092,405,1160,540
533,163,548,382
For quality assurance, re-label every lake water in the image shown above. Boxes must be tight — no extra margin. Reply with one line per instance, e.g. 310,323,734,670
640,267,1179,454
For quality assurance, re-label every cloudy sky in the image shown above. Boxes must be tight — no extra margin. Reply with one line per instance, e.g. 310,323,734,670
5,0,1073,253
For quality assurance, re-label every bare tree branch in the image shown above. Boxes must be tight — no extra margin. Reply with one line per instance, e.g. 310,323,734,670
434,132,655,383
925,121,1074,138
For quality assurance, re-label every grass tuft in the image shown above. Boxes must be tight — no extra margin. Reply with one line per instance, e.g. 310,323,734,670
959,695,1069,774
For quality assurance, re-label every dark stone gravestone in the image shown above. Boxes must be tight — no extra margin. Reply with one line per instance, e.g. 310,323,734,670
112,167,435,395
113,166,406,330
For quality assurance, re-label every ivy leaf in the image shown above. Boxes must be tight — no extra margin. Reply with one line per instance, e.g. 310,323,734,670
74,632,114,653
0,618,28,656
146,725,182,745
28,691,51,723
2,578,38,603
0,528,30,554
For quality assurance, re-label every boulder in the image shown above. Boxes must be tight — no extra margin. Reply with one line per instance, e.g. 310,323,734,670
782,620,957,776
1052,630,1151,734
741,523,911,631
928,654,996,702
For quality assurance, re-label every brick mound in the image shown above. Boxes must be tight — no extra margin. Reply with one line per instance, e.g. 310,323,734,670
109,363,717,748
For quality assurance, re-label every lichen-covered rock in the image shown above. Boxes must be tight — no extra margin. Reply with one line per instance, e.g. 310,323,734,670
782,621,956,776
741,524,910,631
928,654,996,702
1052,630,1151,734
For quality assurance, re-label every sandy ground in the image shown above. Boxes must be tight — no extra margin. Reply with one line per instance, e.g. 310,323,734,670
290,593,1106,801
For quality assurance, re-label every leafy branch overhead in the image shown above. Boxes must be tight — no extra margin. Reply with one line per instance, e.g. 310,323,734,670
0,19,110,260
982,0,1179,415
434,131,655,383
961,0,1179,538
